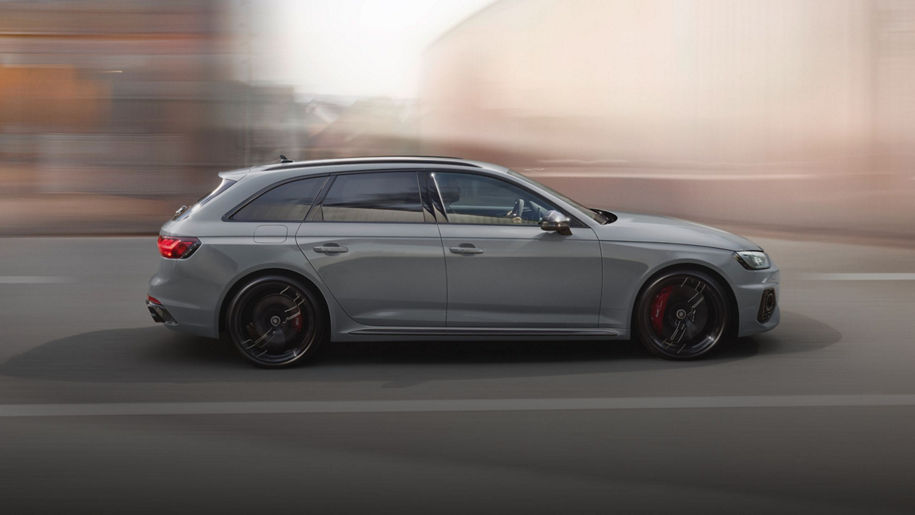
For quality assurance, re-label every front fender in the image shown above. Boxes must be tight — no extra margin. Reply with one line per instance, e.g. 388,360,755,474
598,242,741,337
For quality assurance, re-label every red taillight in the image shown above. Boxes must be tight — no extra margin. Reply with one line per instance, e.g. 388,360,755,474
147,295,161,305
157,235,200,259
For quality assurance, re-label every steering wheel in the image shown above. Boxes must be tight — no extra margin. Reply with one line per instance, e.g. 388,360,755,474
506,198,525,221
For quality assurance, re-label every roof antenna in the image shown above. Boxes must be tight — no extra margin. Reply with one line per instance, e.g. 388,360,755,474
279,154,292,163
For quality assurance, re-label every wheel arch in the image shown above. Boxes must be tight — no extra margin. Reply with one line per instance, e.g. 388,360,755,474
218,267,331,339
629,262,740,339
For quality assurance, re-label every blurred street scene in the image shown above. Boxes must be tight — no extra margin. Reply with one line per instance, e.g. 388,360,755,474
1,0,914,239
3,3,915,513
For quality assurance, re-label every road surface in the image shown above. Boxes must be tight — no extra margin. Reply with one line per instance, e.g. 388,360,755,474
0,235,914,513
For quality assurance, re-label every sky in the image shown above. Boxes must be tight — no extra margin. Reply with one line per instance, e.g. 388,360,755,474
232,0,494,99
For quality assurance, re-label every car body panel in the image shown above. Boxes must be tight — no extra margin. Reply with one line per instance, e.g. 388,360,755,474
296,222,447,327
595,211,762,251
593,240,779,338
438,224,602,327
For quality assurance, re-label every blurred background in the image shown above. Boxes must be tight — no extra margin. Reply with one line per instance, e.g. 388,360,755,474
1,0,914,239
4,4,915,511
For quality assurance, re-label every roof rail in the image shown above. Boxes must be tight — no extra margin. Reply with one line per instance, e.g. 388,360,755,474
263,156,480,172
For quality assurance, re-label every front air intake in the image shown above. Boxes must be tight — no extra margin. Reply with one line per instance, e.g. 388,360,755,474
757,289,776,323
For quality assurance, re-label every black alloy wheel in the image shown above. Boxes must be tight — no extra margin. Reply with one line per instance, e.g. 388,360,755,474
226,276,325,367
636,270,730,360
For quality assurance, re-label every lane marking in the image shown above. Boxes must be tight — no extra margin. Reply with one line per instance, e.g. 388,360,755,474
802,273,915,281
0,275,75,284
2,394,915,418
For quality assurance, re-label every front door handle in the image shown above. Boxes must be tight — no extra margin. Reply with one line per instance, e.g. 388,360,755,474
314,244,349,254
449,245,483,255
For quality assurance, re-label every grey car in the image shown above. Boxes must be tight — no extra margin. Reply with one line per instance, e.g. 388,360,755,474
147,156,779,367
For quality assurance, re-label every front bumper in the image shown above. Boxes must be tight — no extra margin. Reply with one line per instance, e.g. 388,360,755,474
733,266,780,337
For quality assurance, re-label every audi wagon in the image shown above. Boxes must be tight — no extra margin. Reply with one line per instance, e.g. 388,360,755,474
147,156,779,367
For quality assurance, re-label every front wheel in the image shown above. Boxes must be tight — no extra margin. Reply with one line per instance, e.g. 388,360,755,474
226,275,326,367
635,270,730,360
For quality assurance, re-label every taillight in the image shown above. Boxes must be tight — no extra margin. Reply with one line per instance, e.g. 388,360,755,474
157,235,200,259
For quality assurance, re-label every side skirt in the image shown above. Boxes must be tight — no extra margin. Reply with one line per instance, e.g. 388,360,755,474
346,327,620,337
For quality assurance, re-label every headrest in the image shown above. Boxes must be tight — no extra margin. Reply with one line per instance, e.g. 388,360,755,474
439,183,460,204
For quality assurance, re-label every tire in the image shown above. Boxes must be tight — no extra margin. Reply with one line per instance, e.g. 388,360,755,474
225,275,326,367
635,269,730,360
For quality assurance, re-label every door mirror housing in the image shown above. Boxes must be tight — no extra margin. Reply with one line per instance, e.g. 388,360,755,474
540,210,572,235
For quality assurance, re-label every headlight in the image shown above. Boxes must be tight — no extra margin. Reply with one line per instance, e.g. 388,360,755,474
735,250,771,270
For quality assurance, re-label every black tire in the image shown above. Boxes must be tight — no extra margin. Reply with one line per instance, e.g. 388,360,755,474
226,275,326,367
635,269,730,360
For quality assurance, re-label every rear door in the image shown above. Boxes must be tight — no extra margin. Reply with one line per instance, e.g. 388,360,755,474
296,170,446,327
431,171,602,328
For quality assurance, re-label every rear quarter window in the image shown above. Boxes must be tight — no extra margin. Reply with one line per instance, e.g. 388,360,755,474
231,176,328,222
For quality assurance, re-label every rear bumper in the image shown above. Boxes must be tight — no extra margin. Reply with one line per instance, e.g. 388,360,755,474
146,299,176,325
147,256,223,338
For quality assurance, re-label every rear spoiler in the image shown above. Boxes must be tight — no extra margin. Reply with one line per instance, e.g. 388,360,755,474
218,167,254,181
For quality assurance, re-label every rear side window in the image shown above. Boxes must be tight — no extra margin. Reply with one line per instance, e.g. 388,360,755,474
231,176,327,221
317,172,423,223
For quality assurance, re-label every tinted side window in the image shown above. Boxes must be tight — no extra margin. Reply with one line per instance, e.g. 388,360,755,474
432,172,560,225
231,176,327,221
319,172,423,223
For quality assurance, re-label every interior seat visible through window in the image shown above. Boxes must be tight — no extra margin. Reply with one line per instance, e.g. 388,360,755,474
432,172,559,225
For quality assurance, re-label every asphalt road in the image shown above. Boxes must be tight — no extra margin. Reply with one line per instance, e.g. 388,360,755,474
1,235,914,513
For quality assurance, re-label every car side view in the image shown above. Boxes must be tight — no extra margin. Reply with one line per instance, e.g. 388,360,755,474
147,156,779,367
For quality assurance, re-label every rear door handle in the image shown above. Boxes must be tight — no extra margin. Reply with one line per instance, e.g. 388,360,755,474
314,244,348,254
449,245,483,255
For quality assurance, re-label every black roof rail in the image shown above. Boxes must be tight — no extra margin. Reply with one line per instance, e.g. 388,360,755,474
376,155,464,159
263,156,481,172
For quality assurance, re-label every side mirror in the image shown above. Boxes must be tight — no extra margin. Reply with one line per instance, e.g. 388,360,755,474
540,210,572,235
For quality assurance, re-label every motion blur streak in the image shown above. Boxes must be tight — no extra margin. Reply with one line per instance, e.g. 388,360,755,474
421,0,915,240
0,0,914,241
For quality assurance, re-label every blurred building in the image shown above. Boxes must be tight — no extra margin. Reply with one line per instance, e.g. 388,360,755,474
421,0,915,238
0,0,236,198
0,1,319,233
0,0,422,235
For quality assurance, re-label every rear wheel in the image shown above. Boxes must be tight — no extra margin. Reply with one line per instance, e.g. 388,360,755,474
226,275,326,367
635,270,730,360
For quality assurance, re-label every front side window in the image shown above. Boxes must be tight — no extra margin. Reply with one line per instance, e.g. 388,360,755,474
231,176,327,222
432,172,561,225
318,172,423,223
507,169,610,224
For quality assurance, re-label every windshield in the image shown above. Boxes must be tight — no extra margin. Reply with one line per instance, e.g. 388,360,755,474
507,169,611,224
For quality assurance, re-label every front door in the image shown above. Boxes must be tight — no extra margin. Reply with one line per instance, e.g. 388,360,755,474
431,171,602,328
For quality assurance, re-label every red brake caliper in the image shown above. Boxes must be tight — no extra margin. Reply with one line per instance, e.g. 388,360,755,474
650,286,674,334
291,312,302,330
